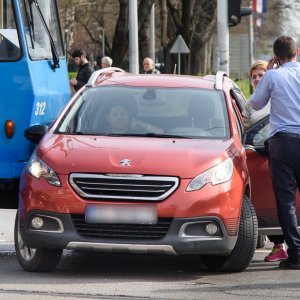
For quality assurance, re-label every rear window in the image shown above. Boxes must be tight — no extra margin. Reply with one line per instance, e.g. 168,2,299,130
57,86,230,139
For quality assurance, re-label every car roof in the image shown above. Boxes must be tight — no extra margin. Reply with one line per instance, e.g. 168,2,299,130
89,72,217,90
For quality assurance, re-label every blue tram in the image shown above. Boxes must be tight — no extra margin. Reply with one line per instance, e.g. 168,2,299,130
0,0,70,194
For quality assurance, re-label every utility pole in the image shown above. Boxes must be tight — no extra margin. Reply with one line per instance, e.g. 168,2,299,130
129,0,139,74
217,0,229,74
150,4,155,62
100,27,105,56
248,1,254,94
224,0,252,75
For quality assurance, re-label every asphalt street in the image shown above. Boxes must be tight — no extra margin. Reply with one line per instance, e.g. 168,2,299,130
1,209,300,300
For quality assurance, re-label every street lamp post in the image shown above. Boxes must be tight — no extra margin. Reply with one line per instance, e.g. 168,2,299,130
100,27,105,56
150,4,155,62
217,0,229,74
129,0,139,74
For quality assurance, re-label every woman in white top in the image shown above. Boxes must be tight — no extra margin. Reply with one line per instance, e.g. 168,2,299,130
242,60,271,129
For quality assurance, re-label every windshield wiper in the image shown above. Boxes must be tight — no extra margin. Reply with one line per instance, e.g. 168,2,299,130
24,0,34,48
103,133,192,139
30,0,59,69
55,131,88,135
104,133,146,137
145,133,192,138
57,132,193,139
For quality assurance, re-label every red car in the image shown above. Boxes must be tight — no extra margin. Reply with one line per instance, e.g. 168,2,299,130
16,69,260,272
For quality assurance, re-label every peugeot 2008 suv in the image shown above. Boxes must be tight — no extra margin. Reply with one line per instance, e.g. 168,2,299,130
15,69,257,272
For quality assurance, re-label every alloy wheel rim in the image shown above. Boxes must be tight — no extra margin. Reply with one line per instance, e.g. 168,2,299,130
17,219,36,261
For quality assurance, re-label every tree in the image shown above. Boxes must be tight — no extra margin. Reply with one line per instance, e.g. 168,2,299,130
58,0,217,75
251,0,300,59
111,1,129,67
162,1,217,75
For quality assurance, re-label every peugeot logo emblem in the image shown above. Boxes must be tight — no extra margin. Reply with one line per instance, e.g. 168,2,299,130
119,159,131,167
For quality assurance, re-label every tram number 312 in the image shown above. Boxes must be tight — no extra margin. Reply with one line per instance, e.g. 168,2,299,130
35,101,46,116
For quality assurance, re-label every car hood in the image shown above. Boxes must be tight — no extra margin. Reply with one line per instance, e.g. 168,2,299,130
38,135,234,178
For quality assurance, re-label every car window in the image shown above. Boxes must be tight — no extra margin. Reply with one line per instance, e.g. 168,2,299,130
0,0,21,60
56,86,231,139
243,115,270,147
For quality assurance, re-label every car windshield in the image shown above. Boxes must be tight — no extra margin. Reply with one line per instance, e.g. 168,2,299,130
56,86,230,139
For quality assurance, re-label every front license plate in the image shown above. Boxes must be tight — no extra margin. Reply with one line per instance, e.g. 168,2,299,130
85,204,157,224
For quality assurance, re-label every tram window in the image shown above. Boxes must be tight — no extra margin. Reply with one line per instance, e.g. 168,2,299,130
20,0,64,60
0,0,21,60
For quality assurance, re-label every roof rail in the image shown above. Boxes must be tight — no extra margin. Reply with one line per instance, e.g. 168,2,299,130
215,71,228,91
86,67,126,87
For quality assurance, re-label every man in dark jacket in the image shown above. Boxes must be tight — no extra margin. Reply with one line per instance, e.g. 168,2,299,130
70,49,94,92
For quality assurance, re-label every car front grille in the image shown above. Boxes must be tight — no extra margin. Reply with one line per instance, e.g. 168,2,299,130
71,214,172,240
69,173,179,201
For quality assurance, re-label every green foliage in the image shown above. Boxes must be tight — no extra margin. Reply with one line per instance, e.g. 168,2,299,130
235,79,251,100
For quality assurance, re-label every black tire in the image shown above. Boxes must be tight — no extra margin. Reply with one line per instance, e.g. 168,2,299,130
256,235,266,249
201,195,258,272
14,212,63,272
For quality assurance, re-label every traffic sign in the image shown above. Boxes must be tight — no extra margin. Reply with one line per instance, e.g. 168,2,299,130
170,35,190,53
170,35,189,74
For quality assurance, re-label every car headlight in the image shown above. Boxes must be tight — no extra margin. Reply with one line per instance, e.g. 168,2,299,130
27,151,61,187
186,157,233,191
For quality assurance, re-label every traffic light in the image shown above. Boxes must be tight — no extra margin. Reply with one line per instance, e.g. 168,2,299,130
228,0,252,27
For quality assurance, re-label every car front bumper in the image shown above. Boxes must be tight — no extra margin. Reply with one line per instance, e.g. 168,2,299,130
20,210,238,256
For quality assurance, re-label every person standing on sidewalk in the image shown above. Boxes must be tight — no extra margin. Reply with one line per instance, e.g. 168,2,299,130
250,35,300,269
69,49,94,92
101,56,113,68
143,57,160,74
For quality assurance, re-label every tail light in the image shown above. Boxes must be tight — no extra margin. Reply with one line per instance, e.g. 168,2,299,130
5,120,15,138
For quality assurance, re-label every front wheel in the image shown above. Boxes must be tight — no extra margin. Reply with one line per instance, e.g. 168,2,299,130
14,212,63,272
201,195,258,272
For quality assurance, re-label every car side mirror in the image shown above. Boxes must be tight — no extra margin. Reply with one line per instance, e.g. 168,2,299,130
24,124,48,144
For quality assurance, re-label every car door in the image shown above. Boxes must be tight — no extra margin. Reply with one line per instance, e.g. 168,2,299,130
243,116,300,234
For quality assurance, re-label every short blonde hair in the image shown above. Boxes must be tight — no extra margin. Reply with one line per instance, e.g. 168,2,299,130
101,56,113,67
249,60,268,77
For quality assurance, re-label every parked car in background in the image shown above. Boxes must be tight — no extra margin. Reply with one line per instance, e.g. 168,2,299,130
15,68,291,273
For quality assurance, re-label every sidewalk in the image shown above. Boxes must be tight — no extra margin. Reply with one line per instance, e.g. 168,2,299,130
0,209,15,252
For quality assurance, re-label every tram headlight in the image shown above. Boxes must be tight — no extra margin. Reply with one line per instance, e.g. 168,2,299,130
27,151,61,187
